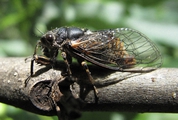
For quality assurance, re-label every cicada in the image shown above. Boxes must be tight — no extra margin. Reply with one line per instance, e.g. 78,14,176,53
26,27,162,97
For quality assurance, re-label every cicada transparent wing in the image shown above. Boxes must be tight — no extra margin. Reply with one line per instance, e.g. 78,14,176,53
113,28,162,72
70,28,162,72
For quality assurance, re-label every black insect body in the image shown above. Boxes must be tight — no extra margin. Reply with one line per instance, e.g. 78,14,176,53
28,27,162,98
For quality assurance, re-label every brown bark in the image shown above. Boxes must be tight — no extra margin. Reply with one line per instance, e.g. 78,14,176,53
0,57,178,117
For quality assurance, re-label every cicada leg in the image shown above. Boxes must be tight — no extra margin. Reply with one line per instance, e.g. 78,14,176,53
61,52,72,78
25,43,39,86
25,42,54,86
81,61,98,100
25,55,53,86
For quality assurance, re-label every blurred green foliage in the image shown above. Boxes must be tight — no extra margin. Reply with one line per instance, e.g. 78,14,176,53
0,0,178,120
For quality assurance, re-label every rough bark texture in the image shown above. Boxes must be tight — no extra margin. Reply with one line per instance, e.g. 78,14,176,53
0,57,178,116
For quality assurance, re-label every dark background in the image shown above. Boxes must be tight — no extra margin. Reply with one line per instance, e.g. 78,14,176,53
0,0,178,120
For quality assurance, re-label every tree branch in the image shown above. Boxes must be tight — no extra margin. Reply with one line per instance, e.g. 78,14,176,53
0,57,178,117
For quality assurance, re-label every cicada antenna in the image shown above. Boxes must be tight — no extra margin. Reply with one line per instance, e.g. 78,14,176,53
35,27,44,35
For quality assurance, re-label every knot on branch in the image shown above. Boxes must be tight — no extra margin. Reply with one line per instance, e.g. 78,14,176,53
29,77,85,120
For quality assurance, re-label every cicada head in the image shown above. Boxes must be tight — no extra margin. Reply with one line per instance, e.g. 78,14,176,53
40,31,57,48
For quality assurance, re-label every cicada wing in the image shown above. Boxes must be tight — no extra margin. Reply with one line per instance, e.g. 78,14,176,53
113,28,162,71
71,28,162,72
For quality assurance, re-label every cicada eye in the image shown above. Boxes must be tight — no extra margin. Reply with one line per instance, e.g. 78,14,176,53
46,34,54,42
